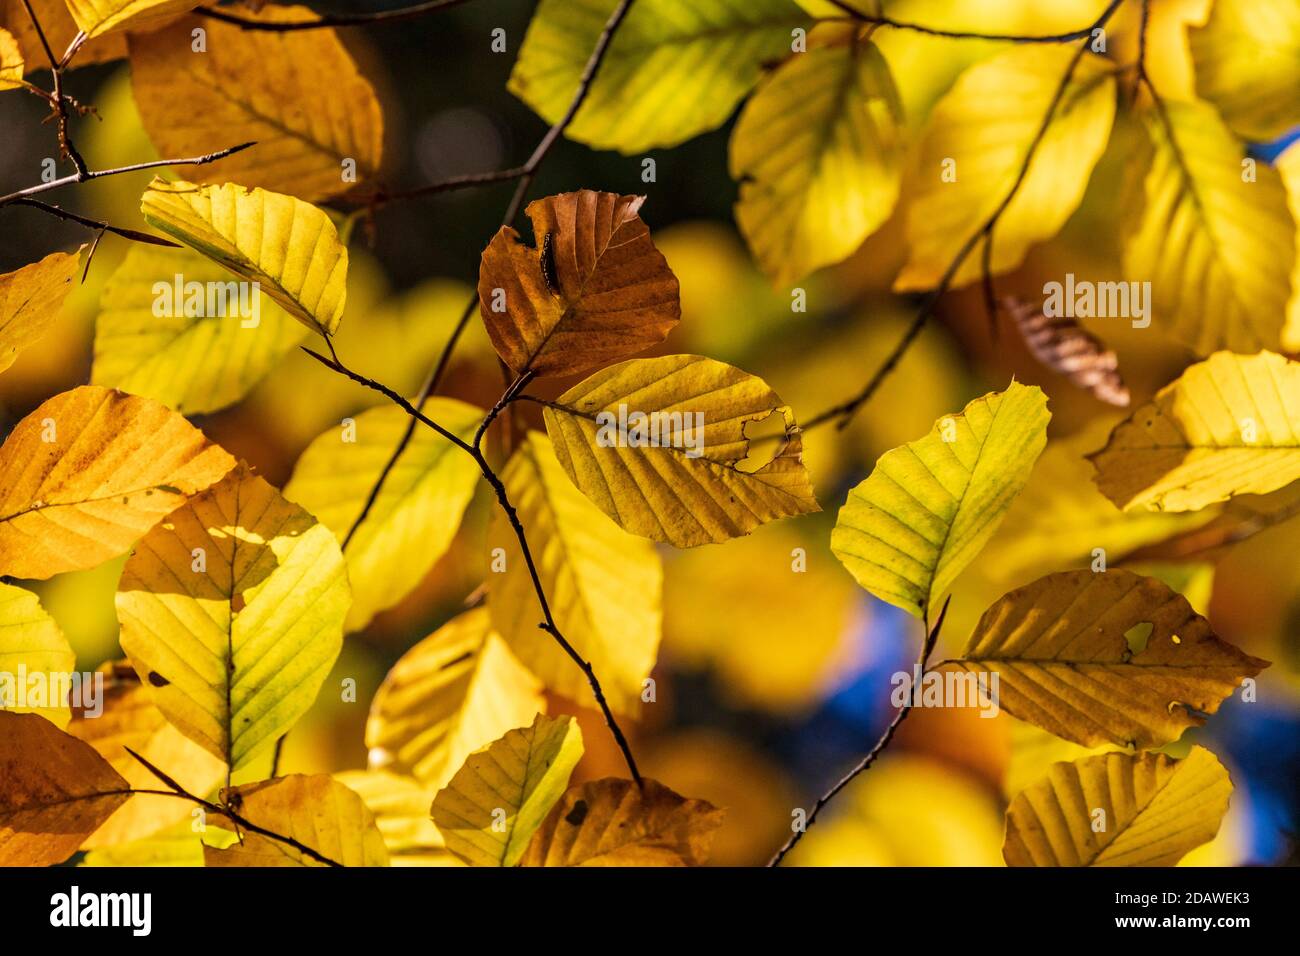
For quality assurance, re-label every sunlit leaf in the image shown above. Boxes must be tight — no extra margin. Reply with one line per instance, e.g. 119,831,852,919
945,568,1268,748
432,712,583,867
0,26,22,88
284,399,482,631
63,0,195,39
1088,351,1300,512
0,583,74,727
1004,747,1231,866
0,385,236,579
334,770,460,866
117,464,350,770
832,381,1050,618
543,354,820,547
0,249,80,375
489,432,661,716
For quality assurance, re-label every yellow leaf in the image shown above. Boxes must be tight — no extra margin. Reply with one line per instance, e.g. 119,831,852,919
510,0,811,153
1004,746,1231,866
489,432,661,716
431,712,583,867
128,7,384,201
334,770,460,866
520,777,723,866
0,26,22,88
80,822,218,866
64,0,195,38
1274,141,1300,352
1188,0,1300,141
0,711,130,866
543,354,820,547
477,190,679,377
284,399,482,631
93,245,308,414
731,35,904,286
894,45,1116,291
68,662,226,849
1003,717,1115,800
0,0,125,72
831,381,1050,618
946,568,1267,749
1123,100,1295,354
0,385,236,579
0,583,74,727
204,774,389,866
117,464,351,770
364,608,544,788
0,249,80,374
140,178,349,336
1088,351,1300,512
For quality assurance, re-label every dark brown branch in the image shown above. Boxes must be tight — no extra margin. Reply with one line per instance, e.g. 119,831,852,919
124,747,343,867
361,166,528,209
803,0,1125,433
198,0,475,31
768,596,951,867
6,198,181,246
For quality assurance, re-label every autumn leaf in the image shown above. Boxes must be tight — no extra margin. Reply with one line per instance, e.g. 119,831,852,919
894,45,1116,290
489,432,661,717
520,777,723,866
731,30,904,286
68,662,225,849
542,354,820,547
0,385,236,579
1188,0,1300,142
0,0,125,72
1002,296,1129,407
334,770,459,866
92,245,308,414
364,608,544,789
510,0,811,153
1088,351,1300,512
117,464,351,770
284,399,482,631
128,7,384,200
0,26,21,88
0,249,81,375
832,381,1050,618
0,711,131,866
0,583,74,727
1003,747,1231,866
1122,100,1295,354
63,0,195,38
945,569,1268,749
140,178,349,336
431,713,584,867
477,190,680,377
204,774,389,867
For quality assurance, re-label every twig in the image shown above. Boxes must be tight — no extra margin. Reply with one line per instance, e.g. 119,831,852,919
124,747,343,867
767,596,951,867
361,166,529,210
802,0,1125,432
5,198,180,246
198,0,475,31
299,344,644,786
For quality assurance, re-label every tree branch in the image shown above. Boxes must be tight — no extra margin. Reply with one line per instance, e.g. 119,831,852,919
802,0,1125,433
198,0,476,31
5,198,181,247
767,596,951,867
123,747,344,867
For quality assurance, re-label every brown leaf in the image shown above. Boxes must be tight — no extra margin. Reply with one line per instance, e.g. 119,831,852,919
520,777,723,866
477,190,680,377
0,711,130,866
1003,296,1129,406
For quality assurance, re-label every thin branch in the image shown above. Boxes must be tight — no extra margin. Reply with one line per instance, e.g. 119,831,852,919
341,0,636,545
5,198,181,246
0,141,257,207
768,596,951,867
822,0,1111,43
124,747,343,867
803,0,1124,432
198,0,475,31
361,166,528,209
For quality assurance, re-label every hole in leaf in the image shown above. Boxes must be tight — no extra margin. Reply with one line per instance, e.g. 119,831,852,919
1124,621,1153,653
737,410,786,474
